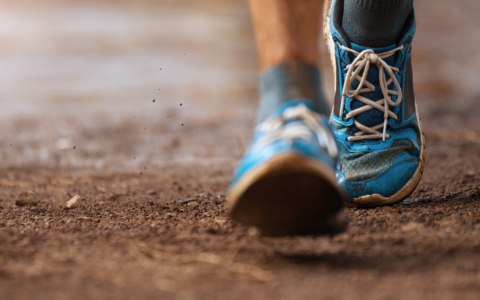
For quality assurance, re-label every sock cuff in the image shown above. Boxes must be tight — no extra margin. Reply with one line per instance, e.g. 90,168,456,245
260,62,319,103
256,62,329,124
342,0,413,47
354,0,409,14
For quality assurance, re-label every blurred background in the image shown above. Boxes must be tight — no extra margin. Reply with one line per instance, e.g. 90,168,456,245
0,0,258,172
1,0,479,174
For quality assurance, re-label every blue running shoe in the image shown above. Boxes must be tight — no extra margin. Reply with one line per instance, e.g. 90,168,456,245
323,0,426,207
228,100,348,236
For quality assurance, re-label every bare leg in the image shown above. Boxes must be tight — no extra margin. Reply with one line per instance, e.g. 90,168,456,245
248,0,324,72
248,0,330,123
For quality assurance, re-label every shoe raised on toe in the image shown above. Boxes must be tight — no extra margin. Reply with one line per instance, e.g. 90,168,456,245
228,100,348,236
323,0,426,207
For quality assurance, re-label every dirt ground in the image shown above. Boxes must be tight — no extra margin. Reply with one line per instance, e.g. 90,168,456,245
1,0,480,299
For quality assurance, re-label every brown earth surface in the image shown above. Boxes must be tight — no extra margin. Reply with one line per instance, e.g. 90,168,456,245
1,0,480,299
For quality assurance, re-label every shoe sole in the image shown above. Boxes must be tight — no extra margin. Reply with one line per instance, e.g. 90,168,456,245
228,153,348,236
323,0,426,207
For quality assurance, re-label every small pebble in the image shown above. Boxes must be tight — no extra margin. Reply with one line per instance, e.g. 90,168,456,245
248,227,261,237
15,191,38,206
66,195,84,209
176,198,195,205
146,189,157,196
214,219,226,225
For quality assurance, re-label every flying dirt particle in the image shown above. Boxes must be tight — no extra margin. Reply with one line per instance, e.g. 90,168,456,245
140,172,143,176
15,190,38,206
159,68,162,70
158,89,161,91
184,53,186,55
133,156,136,160
167,116,169,118
153,99,155,102
9,144,12,146
144,127,146,130
73,146,76,149
180,103,182,106
181,123,184,126
144,166,147,170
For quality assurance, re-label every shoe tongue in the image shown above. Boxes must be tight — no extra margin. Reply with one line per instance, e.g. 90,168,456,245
349,43,397,130
350,43,397,61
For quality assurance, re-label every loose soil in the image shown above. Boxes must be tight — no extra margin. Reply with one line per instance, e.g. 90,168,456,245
1,0,480,299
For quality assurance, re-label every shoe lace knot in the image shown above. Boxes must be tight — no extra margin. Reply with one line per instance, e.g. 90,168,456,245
340,45,404,142
257,104,338,158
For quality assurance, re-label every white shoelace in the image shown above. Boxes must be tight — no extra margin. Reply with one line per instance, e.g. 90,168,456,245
256,104,338,158
339,45,404,142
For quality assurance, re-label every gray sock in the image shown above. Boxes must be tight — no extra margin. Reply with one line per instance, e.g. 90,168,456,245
256,62,329,124
342,0,413,47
